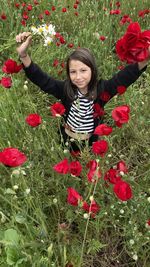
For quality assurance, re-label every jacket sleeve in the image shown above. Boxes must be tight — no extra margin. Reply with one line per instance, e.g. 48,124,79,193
100,63,147,99
23,61,65,100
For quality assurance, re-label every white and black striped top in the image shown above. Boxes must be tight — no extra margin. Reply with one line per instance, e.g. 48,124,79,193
66,90,94,133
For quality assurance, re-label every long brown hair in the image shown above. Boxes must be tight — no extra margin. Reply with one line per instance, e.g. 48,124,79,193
64,48,98,101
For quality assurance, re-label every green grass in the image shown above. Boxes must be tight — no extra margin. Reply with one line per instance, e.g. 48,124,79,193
0,0,150,266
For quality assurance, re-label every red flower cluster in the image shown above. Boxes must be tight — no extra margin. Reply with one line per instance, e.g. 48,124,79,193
67,187,100,217
2,59,23,74
82,199,100,218
104,168,121,184
116,22,150,63
25,113,42,127
86,160,101,183
112,105,130,127
93,103,105,118
117,85,127,95
53,158,82,177
94,124,113,136
120,15,132,25
0,77,12,88
67,187,82,206
104,161,132,201
92,140,108,157
50,102,66,117
113,180,132,201
0,147,27,167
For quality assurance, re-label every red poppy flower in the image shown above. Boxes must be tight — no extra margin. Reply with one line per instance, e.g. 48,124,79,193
69,161,82,177
87,168,101,183
86,159,98,170
50,102,66,117
62,7,67,13
53,158,69,174
0,147,27,167
94,124,113,136
116,22,150,63
110,9,121,15
3,58,21,74
44,10,51,16
0,77,12,88
99,36,106,41
70,150,81,158
25,113,42,127
0,13,7,20
82,200,100,217
67,187,82,206
120,15,132,26
27,4,32,11
112,105,130,127
116,160,128,174
147,219,150,226
92,140,108,157
53,59,59,67
113,180,132,201
117,85,127,95
99,91,111,102
93,103,105,118
104,168,121,184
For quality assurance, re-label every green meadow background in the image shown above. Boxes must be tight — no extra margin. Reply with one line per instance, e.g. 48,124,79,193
0,0,150,266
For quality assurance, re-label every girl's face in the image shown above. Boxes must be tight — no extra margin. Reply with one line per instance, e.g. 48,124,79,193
69,60,92,94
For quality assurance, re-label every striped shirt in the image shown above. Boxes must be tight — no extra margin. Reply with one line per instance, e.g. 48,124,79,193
66,90,94,133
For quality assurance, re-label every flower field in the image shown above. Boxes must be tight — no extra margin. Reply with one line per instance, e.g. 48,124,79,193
0,1,150,266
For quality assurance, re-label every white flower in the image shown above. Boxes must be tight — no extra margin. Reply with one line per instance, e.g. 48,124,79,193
23,84,28,90
13,185,19,190
83,213,89,219
120,209,124,214
89,196,94,202
147,197,150,203
25,188,30,195
129,239,135,245
132,254,138,261
64,149,69,154
53,198,57,204
31,25,38,34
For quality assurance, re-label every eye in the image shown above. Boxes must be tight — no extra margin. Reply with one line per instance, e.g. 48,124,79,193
69,70,75,74
81,69,87,72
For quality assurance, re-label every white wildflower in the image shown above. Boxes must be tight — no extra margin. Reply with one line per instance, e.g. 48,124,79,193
132,254,138,261
44,36,53,46
23,84,28,90
13,185,19,190
129,239,135,245
120,209,124,214
53,198,57,204
25,188,30,195
89,196,94,202
83,213,89,219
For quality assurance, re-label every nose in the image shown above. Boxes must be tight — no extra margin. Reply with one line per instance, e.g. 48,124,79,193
75,72,81,79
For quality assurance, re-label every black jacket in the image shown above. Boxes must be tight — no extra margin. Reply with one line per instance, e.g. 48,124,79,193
24,61,146,128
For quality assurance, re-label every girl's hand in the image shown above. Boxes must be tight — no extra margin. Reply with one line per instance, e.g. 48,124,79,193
16,32,32,57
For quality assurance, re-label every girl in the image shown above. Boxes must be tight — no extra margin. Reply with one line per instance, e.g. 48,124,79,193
16,32,149,152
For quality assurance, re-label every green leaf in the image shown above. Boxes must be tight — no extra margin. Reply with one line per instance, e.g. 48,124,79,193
15,214,26,224
4,229,20,245
5,246,20,266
